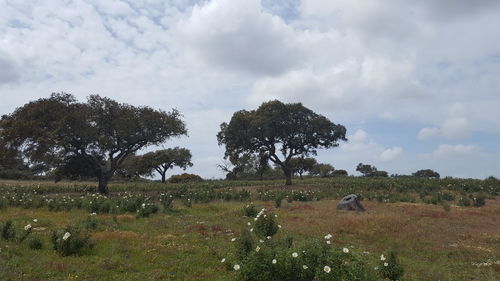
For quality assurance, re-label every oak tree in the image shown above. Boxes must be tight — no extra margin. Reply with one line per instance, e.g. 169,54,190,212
217,100,346,185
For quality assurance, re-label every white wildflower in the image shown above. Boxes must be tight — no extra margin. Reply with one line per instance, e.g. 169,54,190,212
323,265,331,273
256,246,260,252
272,259,277,264
33,219,38,223
302,265,308,269
380,254,386,261
250,228,253,232
343,247,349,253
231,238,237,242
62,232,71,241
24,224,32,231
292,252,298,258
278,225,282,228
266,236,271,240
221,258,225,263
247,222,251,226
326,240,331,244
384,262,389,267
233,264,240,271
324,234,332,239
259,239,264,243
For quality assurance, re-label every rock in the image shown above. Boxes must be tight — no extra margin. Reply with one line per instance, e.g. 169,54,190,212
337,194,365,211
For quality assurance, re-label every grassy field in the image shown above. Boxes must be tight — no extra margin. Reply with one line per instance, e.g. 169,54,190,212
1,178,499,280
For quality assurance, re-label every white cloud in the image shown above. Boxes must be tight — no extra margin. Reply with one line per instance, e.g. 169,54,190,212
0,51,20,84
177,0,303,76
422,144,480,159
417,103,471,140
380,147,402,161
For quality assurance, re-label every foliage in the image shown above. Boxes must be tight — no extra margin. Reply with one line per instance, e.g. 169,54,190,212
311,163,335,178
168,173,203,183
331,169,348,177
289,157,317,179
356,163,388,177
51,225,93,256
379,252,404,281
141,148,193,182
1,220,16,241
217,100,347,185
243,203,258,217
413,169,440,178
28,236,44,250
0,93,187,193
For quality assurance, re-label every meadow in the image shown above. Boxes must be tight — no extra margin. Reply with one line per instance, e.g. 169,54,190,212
0,177,499,280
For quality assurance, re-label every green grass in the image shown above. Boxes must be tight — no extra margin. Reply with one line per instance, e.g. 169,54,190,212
1,198,499,281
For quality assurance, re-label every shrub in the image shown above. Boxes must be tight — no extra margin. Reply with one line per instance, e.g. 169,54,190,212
379,252,404,281
472,194,486,207
442,202,451,212
236,228,254,260
51,226,93,256
82,215,98,230
28,236,44,250
18,224,33,242
136,203,159,218
254,211,279,238
168,173,203,183
159,193,174,211
458,196,471,207
1,220,16,241
243,203,258,217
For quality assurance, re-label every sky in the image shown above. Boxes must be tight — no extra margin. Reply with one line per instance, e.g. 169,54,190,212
1,0,500,179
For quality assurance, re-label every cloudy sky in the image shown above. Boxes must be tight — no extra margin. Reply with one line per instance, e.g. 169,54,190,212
1,0,500,179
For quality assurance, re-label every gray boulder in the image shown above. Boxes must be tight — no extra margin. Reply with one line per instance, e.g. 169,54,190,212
337,194,365,211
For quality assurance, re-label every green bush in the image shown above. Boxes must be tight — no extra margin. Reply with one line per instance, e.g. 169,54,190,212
136,203,159,218
458,196,471,207
254,211,279,238
168,173,203,183
28,236,44,250
379,252,404,281
243,203,258,217
1,220,16,241
51,226,93,256
82,215,98,230
472,194,486,207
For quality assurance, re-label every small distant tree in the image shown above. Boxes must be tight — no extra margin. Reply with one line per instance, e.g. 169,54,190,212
412,169,440,179
289,157,317,179
311,163,335,177
141,148,193,183
115,154,150,179
356,163,388,177
217,100,347,185
332,169,348,176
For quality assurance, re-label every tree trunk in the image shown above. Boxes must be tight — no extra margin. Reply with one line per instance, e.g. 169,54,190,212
98,172,109,194
161,171,166,183
284,168,293,185
299,172,303,180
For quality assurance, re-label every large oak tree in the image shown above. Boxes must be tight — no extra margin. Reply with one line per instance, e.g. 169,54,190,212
217,100,347,185
0,93,187,193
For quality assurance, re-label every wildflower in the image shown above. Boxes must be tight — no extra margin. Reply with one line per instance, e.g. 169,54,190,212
343,247,349,253
24,224,32,231
142,203,146,208
303,265,308,269
272,259,277,264
91,212,97,216
292,252,298,258
256,246,260,252
380,254,386,261
324,234,332,239
259,239,264,243
250,228,253,232
323,265,331,273
231,238,237,242
62,232,71,241
326,240,331,244
233,264,240,270
33,219,38,223
374,266,379,270
384,262,389,267
221,258,225,263
266,236,271,239
278,225,282,228
247,222,251,226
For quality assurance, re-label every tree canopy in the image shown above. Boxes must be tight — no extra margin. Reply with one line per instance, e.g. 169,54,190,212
412,169,440,179
0,93,187,193
217,100,347,185
289,157,317,179
141,148,193,183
